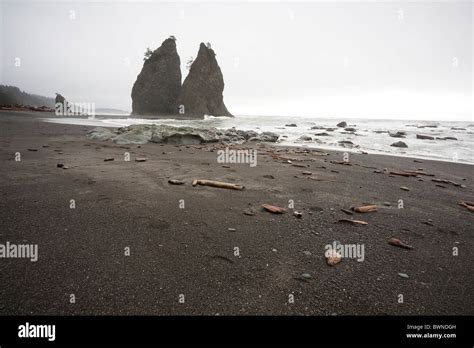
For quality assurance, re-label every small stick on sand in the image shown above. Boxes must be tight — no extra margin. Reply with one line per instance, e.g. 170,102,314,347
262,204,287,214
389,171,418,177
388,237,413,249
338,219,368,225
192,179,245,190
352,205,378,213
459,201,474,212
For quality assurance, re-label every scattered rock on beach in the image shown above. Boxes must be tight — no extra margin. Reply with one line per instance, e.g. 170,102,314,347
285,123,297,127
400,186,410,191
326,250,342,266
244,208,256,216
336,121,347,128
104,157,114,162
135,157,147,162
338,140,353,146
416,134,435,140
436,136,458,141
293,211,303,218
389,131,406,138
391,141,408,148
87,127,116,141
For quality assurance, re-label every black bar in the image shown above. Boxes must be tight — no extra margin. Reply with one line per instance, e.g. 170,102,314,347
0,316,472,345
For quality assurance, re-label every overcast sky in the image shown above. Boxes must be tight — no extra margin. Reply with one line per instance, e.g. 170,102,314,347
1,0,472,120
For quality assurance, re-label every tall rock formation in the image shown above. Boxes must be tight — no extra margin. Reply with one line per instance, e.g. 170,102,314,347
177,43,232,117
131,38,181,115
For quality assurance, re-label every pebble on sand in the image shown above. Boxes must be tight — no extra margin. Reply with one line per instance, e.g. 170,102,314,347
168,179,185,185
244,208,256,216
326,250,342,266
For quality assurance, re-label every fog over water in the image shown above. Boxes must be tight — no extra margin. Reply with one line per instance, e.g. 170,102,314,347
1,0,472,121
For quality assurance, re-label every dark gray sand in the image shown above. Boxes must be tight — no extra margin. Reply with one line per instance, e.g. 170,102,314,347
0,111,473,315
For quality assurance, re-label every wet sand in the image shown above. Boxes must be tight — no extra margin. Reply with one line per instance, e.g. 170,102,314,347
0,111,473,315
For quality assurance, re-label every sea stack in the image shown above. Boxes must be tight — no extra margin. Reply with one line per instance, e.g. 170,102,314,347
131,37,181,116
177,43,232,117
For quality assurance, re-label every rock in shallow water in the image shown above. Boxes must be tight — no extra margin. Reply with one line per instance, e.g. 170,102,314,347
391,141,408,148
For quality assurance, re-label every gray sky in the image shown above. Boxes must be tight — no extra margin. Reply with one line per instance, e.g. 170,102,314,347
1,0,472,120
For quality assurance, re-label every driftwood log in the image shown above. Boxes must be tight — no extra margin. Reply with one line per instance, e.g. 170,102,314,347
192,179,245,190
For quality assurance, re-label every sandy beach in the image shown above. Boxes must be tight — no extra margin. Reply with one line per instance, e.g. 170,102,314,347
0,111,473,316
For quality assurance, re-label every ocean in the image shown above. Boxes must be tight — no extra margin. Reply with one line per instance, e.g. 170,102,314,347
44,115,474,164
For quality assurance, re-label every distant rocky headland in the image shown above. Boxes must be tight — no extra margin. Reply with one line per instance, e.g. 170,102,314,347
131,37,232,118
0,85,55,111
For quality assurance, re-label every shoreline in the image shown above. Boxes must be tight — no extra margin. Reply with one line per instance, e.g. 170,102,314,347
39,112,474,166
1,111,473,315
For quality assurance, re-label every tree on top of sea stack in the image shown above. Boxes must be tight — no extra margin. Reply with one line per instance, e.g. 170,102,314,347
176,42,233,117
131,37,181,116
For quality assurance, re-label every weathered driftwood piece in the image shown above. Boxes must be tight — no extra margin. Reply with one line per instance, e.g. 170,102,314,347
168,179,185,185
388,237,413,250
338,219,368,225
459,201,474,212
403,170,434,177
192,179,244,190
389,171,418,177
262,204,287,214
352,205,378,213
